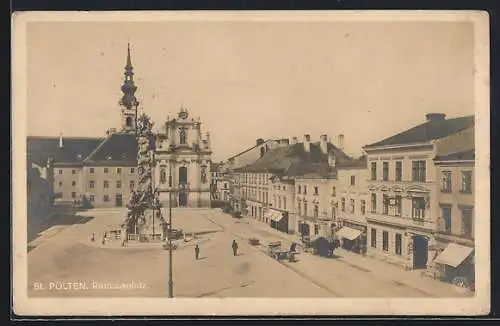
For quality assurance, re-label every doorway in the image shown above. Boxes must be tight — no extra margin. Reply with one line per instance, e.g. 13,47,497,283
178,166,188,207
115,194,123,207
413,235,429,269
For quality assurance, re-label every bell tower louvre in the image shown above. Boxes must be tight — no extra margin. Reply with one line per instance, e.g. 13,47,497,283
119,42,139,133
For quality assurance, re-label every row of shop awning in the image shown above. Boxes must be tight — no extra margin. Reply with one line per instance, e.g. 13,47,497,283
434,243,474,268
264,210,284,222
336,227,362,241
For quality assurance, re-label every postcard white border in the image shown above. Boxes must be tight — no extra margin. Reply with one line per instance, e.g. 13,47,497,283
12,10,490,316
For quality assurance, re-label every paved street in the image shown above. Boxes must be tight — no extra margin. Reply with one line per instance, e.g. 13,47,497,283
27,208,470,298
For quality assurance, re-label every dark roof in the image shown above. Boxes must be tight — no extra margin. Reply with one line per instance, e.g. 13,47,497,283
27,136,104,166
227,139,278,160
365,115,475,148
336,155,368,169
84,132,137,164
241,141,350,178
435,149,475,162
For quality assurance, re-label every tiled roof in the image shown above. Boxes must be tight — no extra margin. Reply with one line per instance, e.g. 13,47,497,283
435,149,475,162
365,115,475,148
27,136,104,166
84,132,137,164
242,142,349,178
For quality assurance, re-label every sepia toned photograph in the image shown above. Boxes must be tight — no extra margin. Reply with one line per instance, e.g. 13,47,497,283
12,11,490,316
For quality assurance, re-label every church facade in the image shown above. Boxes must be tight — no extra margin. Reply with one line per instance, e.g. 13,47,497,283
154,108,213,208
27,43,212,210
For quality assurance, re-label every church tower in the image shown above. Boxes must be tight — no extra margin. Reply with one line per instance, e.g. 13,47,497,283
119,42,139,133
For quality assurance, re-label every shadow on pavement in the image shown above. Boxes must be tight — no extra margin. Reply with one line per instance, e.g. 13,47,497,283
27,214,95,244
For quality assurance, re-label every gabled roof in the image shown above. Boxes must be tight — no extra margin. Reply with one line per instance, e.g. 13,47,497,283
27,136,104,166
84,132,137,164
365,115,475,148
435,149,475,162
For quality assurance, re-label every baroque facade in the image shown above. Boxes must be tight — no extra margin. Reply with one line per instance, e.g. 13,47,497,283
154,108,212,208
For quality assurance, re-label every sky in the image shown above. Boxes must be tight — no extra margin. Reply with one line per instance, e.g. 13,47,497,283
26,20,475,162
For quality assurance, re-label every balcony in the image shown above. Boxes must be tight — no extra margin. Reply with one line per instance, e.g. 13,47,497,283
366,213,435,231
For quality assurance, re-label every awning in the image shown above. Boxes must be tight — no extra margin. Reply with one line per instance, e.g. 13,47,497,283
263,210,274,220
270,211,284,222
336,227,362,241
434,243,473,268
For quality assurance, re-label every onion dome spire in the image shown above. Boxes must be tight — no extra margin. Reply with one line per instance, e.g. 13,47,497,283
120,42,139,109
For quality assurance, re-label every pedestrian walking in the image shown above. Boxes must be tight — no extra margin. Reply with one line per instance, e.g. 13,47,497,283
195,244,200,260
232,239,238,256
91,232,95,242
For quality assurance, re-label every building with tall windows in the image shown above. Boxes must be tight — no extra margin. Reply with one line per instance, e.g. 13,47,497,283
362,113,474,271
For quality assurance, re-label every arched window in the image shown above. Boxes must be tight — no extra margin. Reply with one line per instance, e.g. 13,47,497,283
125,116,133,127
160,168,167,184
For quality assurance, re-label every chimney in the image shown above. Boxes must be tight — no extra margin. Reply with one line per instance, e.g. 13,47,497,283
256,138,265,145
320,134,328,154
59,133,63,148
291,137,298,145
426,113,446,122
328,152,336,168
303,134,311,152
337,134,345,151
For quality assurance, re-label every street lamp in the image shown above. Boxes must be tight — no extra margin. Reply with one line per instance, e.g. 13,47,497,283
167,165,174,298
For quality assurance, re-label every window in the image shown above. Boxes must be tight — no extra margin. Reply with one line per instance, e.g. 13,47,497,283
331,186,336,196
304,203,308,216
72,181,76,186
411,197,426,219
90,168,94,174
371,193,377,213
350,176,356,186
117,168,122,174
341,198,346,212
350,199,355,214
314,186,319,195
283,197,287,210
395,195,402,216
382,162,389,181
371,162,377,180
89,195,95,202
371,228,377,248
461,208,473,238
303,186,307,195
411,160,426,182
58,181,63,186
129,181,135,189
104,181,109,189
89,181,95,189
103,195,110,202
382,231,389,252
130,168,135,173
283,186,286,191
442,206,452,234
116,181,122,188
361,200,366,215
442,171,452,192
224,183,228,189
71,192,76,198
314,205,319,218
104,168,109,174
72,170,76,175
461,171,472,193
382,194,389,215
277,185,280,190
298,202,302,216
58,169,63,175
395,161,402,181
395,234,402,255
